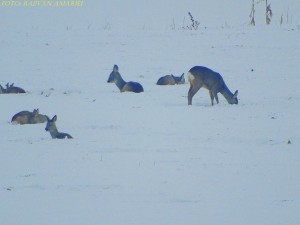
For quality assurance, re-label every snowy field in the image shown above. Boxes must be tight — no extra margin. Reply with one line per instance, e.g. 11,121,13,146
1,1,300,225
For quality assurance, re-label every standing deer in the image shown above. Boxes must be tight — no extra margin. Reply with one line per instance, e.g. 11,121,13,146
45,115,73,139
107,65,144,93
156,73,185,85
11,109,47,125
187,66,238,106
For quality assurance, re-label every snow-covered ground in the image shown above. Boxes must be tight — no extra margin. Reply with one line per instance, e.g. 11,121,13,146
1,1,300,225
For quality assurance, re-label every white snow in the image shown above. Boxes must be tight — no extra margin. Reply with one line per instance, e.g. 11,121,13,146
1,0,300,225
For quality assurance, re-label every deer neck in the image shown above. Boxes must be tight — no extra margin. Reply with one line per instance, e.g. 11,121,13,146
220,85,234,103
49,125,59,138
114,73,126,91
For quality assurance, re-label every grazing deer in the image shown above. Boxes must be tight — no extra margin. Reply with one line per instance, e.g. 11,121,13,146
11,109,47,125
0,83,26,94
107,65,144,93
156,73,185,85
45,115,73,139
187,66,238,106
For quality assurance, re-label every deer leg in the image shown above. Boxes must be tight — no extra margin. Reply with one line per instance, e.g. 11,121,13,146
209,90,214,105
188,83,201,105
213,91,219,104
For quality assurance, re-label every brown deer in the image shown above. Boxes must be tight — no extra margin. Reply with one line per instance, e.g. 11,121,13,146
11,109,47,125
187,66,238,106
45,115,73,139
107,65,144,93
156,73,185,85
0,84,6,93
3,83,26,94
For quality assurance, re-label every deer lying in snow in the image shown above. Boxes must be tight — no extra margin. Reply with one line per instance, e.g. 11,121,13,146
107,65,144,93
45,115,73,139
11,109,47,125
156,73,185,85
0,83,26,94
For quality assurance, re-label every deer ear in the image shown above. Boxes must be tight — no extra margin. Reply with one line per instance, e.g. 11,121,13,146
113,65,119,72
52,115,57,121
233,90,238,98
